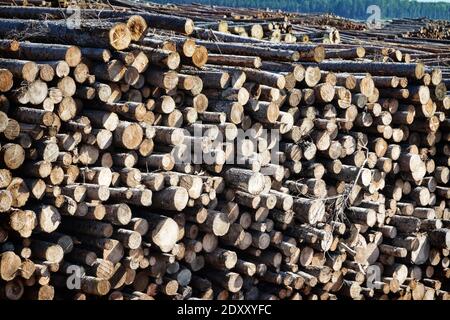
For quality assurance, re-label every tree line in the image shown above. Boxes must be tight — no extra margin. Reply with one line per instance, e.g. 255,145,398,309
150,0,450,21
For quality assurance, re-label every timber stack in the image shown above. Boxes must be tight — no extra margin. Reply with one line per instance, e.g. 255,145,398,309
0,1,449,301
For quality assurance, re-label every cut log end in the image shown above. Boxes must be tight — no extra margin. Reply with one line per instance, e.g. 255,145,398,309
65,46,82,67
0,69,13,92
152,217,179,252
127,15,148,41
109,23,132,51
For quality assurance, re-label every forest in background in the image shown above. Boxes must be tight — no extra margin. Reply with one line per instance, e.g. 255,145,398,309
149,0,450,21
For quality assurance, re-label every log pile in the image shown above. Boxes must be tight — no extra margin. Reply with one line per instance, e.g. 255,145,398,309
0,2,449,301
383,19,450,41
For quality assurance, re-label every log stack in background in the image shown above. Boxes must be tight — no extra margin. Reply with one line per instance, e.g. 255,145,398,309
0,1,449,301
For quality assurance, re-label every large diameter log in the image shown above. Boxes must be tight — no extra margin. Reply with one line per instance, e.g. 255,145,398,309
0,19,132,50
3,42,81,67
0,6,149,37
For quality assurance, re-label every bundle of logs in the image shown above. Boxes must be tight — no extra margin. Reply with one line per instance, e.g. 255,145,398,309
108,0,346,44
0,2,449,301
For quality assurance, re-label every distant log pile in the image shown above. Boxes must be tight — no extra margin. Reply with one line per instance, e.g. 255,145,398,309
0,1,448,301
387,18,450,41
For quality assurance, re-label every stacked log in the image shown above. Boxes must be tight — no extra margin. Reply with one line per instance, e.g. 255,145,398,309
0,2,448,301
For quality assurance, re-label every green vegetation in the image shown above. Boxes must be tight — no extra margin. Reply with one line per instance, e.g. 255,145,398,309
151,0,450,20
